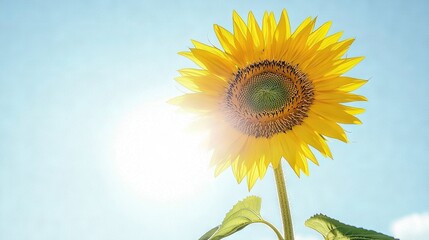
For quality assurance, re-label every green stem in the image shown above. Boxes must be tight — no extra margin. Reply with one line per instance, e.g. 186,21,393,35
256,220,284,240
274,162,294,240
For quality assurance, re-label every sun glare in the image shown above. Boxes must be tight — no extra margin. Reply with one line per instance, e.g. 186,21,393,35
113,101,212,202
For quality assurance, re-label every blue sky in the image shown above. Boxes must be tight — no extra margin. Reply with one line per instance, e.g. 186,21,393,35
1,0,428,239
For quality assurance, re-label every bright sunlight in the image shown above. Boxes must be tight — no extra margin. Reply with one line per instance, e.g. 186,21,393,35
113,101,212,202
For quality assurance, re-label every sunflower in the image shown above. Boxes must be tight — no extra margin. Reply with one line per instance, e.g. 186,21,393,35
170,9,366,190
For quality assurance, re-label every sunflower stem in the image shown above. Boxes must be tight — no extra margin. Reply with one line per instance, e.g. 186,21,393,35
274,162,294,240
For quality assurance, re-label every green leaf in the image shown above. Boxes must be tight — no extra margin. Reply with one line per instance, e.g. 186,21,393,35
199,226,220,240
305,214,398,240
199,196,264,240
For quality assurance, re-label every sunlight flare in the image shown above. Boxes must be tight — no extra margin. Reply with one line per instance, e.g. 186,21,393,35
114,102,212,202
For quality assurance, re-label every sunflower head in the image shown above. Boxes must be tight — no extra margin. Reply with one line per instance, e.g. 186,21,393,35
170,9,367,190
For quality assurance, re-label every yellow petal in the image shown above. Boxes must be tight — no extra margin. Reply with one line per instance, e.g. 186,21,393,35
258,156,268,180
233,11,248,50
308,21,332,46
178,68,207,77
214,159,231,177
231,159,247,183
292,125,333,159
315,91,368,103
168,93,218,112
319,31,343,49
342,105,365,115
208,124,248,162
314,76,367,92
311,102,363,124
189,48,236,76
305,112,348,142
175,75,226,94
329,38,355,59
286,18,316,63
213,24,237,55
291,17,312,39
262,11,276,58
278,9,291,39
277,133,301,176
178,51,205,69
285,132,309,175
233,10,248,36
191,40,229,61
327,57,364,76
291,131,318,165
247,162,259,190
272,9,291,58
269,135,284,168
247,11,264,49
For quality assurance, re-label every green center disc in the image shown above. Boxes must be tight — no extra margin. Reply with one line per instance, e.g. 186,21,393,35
240,72,294,113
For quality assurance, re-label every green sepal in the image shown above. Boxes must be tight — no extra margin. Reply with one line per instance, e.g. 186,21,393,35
199,196,264,240
305,214,397,240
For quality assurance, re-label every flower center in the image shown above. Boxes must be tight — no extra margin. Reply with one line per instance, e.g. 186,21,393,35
240,72,296,114
223,60,314,138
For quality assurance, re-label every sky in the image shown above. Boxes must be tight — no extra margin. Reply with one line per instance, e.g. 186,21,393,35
1,0,429,239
